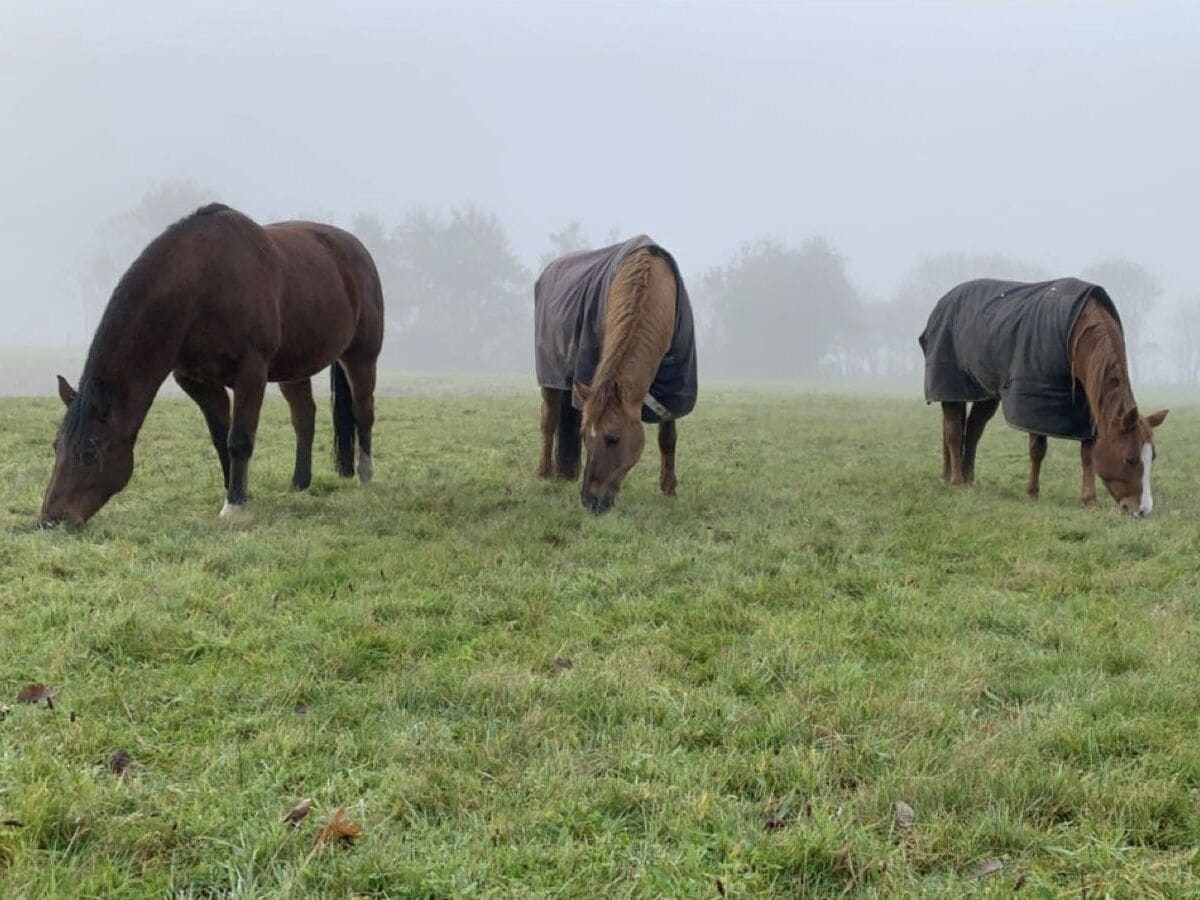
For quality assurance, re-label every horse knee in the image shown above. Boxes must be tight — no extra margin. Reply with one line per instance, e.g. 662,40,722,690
227,427,254,460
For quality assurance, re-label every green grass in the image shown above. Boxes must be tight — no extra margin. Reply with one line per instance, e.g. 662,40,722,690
1,387,1198,898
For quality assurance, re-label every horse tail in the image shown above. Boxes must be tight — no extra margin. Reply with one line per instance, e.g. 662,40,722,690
555,390,582,479
331,361,356,477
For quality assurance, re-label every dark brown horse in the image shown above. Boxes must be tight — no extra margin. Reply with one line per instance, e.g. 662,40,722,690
534,236,698,512
921,278,1166,516
40,203,384,525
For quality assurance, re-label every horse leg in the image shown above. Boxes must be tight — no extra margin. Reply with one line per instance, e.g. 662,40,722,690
941,402,967,485
658,419,677,496
962,398,999,484
1026,433,1048,498
1080,438,1098,507
279,378,316,490
537,387,561,478
339,356,377,484
174,372,231,492
554,389,581,480
223,362,268,517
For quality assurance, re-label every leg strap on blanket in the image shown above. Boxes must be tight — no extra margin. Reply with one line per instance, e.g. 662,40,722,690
643,393,672,421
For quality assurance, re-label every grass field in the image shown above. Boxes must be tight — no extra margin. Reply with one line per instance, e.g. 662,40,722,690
1,386,1198,897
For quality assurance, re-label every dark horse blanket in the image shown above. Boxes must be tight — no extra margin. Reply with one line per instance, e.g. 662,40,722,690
535,235,698,423
919,278,1121,440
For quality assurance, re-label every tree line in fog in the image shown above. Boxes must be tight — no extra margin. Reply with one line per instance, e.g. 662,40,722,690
74,181,1200,383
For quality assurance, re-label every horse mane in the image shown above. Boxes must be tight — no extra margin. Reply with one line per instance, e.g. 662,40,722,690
1070,297,1137,433
67,202,233,446
582,251,659,424
59,377,115,451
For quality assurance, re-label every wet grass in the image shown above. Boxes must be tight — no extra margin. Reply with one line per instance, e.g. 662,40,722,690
1,386,1198,897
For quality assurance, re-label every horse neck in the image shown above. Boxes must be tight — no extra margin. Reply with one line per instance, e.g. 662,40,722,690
80,278,187,438
591,252,675,402
1070,299,1137,438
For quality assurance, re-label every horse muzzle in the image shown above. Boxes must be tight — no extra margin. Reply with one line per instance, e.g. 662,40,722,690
581,489,616,514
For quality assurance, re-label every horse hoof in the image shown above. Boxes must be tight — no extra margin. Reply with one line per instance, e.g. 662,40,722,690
219,502,250,522
357,452,374,484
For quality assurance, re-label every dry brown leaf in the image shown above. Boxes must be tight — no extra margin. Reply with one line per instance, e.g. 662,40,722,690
2,818,23,828
315,807,362,848
107,749,133,777
972,858,1004,878
553,656,574,670
17,683,54,707
714,876,726,896
894,800,916,828
282,798,313,826
764,814,786,830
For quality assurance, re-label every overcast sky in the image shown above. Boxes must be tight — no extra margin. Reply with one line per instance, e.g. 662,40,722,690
2,0,1197,345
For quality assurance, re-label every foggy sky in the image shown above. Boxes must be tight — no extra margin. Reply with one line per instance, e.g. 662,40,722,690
2,0,1197,346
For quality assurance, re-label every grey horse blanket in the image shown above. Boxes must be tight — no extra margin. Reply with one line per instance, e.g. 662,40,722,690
919,278,1121,440
535,235,698,423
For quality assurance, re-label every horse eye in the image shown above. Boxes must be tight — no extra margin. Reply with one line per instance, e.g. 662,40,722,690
1124,456,1139,467
604,434,619,447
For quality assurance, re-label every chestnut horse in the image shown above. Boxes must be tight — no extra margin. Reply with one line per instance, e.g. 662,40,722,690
923,279,1166,516
40,203,384,525
535,238,697,512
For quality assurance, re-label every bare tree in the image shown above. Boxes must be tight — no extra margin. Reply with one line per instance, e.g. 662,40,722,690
1171,299,1200,385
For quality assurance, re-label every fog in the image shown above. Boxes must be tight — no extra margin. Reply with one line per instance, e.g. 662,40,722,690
3,0,1198,387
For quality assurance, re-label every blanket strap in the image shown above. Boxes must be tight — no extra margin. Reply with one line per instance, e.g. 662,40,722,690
643,393,672,421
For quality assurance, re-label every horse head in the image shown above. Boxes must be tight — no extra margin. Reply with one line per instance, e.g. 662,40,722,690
1092,406,1168,517
575,380,645,513
39,376,135,527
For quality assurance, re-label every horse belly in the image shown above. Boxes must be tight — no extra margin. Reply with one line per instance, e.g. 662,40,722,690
267,309,357,382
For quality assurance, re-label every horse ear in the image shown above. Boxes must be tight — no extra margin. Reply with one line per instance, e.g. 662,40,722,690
573,381,591,402
1146,408,1169,429
56,375,77,407
1120,407,1139,433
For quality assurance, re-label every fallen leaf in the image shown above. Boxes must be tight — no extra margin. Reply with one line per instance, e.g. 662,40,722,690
714,876,726,896
2,818,23,828
0,703,10,720
107,749,133,777
764,814,786,830
894,800,916,828
553,656,574,670
17,684,54,707
802,798,813,817
1014,872,1027,891
315,807,362,848
972,858,1004,878
282,798,313,826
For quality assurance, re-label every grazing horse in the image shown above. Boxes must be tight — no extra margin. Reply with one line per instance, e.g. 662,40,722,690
534,235,698,512
920,278,1167,516
40,203,384,526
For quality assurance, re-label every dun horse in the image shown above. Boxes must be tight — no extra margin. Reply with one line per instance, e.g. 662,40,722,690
920,278,1167,516
534,236,698,512
40,203,384,526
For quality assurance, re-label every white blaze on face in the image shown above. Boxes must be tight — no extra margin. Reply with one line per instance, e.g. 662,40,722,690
1139,442,1154,516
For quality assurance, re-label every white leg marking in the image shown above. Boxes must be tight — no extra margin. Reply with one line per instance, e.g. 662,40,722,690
1139,442,1154,516
219,501,245,520
358,450,374,484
